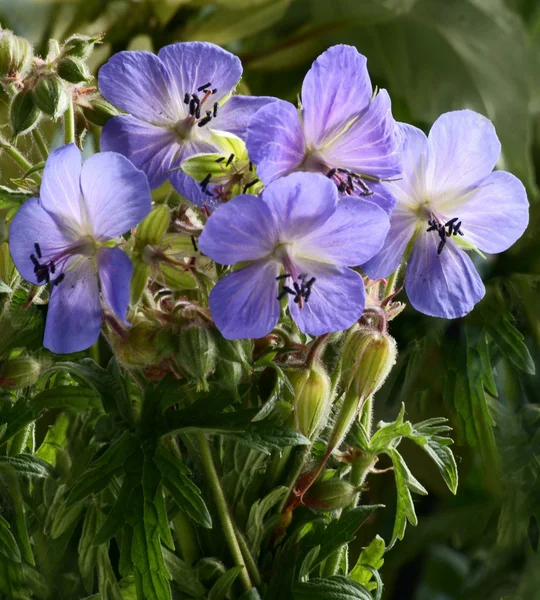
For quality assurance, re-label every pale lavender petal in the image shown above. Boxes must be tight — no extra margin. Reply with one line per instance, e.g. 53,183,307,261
302,45,372,149
199,195,278,264
288,259,365,335
101,116,182,189
39,144,83,236
350,181,397,216
362,206,418,279
261,172,337,240
44,257,102,354
98,51,177,125
246,100,306,184
209,260,281,340
426,110,501,200
9,197,72,285
158,42,241,106
98,247,132,323
213,95,276,140
80,152,152,241
405,231,485,319
322,90,401,180
437,171,529,254
296,198,389,266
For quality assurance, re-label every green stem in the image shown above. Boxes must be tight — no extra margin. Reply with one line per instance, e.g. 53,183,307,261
277,444,311,512
64,96,75,144
32,128,49,160
0,136,32,172
234,523,262,587
195,433,253,592
8,423,30,456
384,266,400,297
173,510,200,565
321,545,345,578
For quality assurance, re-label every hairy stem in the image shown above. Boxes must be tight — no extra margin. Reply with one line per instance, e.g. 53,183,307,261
32,128,49,160
0,136,32,172
64,96,75,145
384,265,400,297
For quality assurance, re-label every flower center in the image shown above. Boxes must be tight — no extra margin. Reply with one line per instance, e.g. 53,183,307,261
272,243,316,308
176,81,220,139
426,215,464,255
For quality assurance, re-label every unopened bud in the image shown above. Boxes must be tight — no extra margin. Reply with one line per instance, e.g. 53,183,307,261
10,89,41,138
0,30,32,78
285,361,331,439
57,56,91,84
62,34,103,60
136,205,170,249
0,355,40,388
32,74,69,119
175,321,217,391
113,321,173,367
81,94,121,127
303,477,360,511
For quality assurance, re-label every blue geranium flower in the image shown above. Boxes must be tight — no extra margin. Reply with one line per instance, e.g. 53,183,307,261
199,172,390,339
363,110,529,319
9,144,151,354
246,45,402,214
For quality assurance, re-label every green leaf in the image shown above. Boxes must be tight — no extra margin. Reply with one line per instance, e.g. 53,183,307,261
32,386,102,411
162,548,207,598
224,423,310,455
293,575,372,600
0,398,42,446
0,515,21,562
245,486,288,553
239,589,262,600
0,453,52,478
131,518,171,600
79,502,104,593
349,535,385,591
208,566,244,600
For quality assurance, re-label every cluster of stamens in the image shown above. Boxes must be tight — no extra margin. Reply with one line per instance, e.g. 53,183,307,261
198,153,259,205
29,242,64,286
326,168,376,196
426,217,464,255
276,273,316,308
183,82,219,128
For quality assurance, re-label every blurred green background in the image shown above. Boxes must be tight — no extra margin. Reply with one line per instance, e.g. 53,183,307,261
1,0,540,598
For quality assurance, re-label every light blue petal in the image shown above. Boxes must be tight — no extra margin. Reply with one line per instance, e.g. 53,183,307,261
98,247,133,323
213,95,276,140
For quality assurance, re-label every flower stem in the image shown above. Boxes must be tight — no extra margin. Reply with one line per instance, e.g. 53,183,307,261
0,136,32,172
384,266,400,297
32,128,49,160
195,433,252,592
234,522,262,587
64,96,76,145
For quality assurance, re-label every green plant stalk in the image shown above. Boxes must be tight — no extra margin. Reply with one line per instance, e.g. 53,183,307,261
320,545,345,578
0,136,33,172
195,432,253,592
384,265,400,297
64,96,75,144
32,128,49,160
234,522,262,587
8,423,30,456
173,510,200,565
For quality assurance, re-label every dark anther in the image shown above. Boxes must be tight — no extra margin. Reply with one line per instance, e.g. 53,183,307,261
337,181,347,193
211,88,217,94
183,93,190,104
426,219,438,232
437,238,446,255
215,157,225,163
192,93,200,102
276,274,291,280
191,236,198,252
34,242,42,259
197,82,212,92
249,161,253,171
293,281,301,294
213,102,218,117
243,179,259,193
200,173,212,191
277,285,295,301
49,262,56,274
306,277,316,287
347,173,354,189
226,153,235,167
52,273,65,287
197,115,212,127
195,106,201,119
327,168,337,178
30,253,39,268
189,98,197,116
356,177,373,196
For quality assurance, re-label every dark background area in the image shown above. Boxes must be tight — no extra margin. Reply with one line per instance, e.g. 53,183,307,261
2,1,540,598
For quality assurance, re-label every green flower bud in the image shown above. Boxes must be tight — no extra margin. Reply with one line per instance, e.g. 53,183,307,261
175,322,217,391
81,94,121,127
57,56,91,84
62,34,103,60
285,361,331,439
135,205,170,249
0,354,41,388
0,30,32,78
10,89,41,138
32,74,69,119
303,477,360,511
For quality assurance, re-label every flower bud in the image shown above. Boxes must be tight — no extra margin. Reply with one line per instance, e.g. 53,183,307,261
32,74,69,119
174,321,217,391
285,361,331,440
62,34,103,60
0,30,32,78
9,89,41,138
57,56,91,84
0,354,41,389
81,94,121,127
113,321,173,367
136,205,170,249
303,477,360,511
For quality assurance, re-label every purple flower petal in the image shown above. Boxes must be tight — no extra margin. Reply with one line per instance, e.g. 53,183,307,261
98,51,177,125
39,144,83,236
209,260,281,339
199,195,278,264
246,100,306,184
322,90,401,180
261,172,337,240
44,257,102,354
362,206,418,279
301,45,372,149
405,231,485,319
158,42,241,106
9,197,73,285
98,247,133,323
288,259,365,335
213,95,276,140
101,116,182,189
297,198,390,266
437,171,528,254
358,181,397,216
426,110,501,199
80,152,152,241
